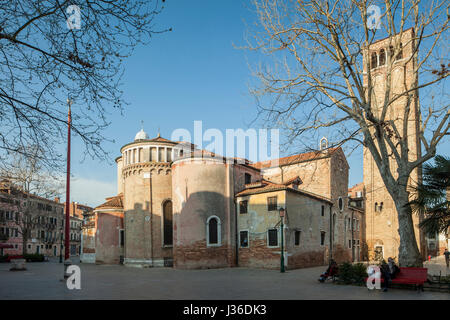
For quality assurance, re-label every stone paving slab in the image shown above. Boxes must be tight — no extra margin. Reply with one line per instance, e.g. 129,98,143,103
0,260,449,300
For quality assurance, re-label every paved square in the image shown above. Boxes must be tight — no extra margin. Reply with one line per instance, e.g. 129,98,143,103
0,258,449,300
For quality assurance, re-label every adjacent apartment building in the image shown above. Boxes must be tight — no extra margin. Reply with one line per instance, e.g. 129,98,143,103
0,179,83,257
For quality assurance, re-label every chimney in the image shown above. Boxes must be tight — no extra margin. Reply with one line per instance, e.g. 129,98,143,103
54,197,60,203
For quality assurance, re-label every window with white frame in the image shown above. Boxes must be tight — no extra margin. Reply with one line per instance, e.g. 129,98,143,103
268,229,278,247
240,230,249,248
206,216,221,246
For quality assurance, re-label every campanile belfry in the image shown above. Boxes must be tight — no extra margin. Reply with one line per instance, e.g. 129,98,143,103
362,28,423,261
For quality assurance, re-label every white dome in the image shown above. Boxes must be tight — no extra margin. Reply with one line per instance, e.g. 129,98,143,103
134,129,149,141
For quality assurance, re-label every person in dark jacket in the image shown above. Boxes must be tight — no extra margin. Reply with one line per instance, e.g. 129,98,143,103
381,257,400,292
318,259,338,282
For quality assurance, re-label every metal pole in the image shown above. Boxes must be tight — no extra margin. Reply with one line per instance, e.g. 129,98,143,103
280,216,285,273
64,99,72,278
59,229,63,263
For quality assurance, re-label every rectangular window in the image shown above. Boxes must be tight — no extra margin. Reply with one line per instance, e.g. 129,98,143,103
294,230,301,246
348,240,352,249
268,229,278,247
239,200,248,214
321,205,324,216
244,173,252,184
240,231,249,248
119,229,125,247
267,196,277,211
320,231,326,246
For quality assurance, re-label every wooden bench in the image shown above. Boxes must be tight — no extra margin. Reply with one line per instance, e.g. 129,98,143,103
6,255,24,262
367,267,428,291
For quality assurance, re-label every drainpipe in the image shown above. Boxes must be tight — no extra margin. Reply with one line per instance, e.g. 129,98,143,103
351,210,354,262
329,204,333,262
149,172,154,267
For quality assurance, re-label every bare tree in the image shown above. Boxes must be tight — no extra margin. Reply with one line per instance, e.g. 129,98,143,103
0,0,168,166
0,146,63,255
245,0,449,266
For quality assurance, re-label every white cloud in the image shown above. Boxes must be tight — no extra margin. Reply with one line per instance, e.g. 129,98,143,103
70,176,116,208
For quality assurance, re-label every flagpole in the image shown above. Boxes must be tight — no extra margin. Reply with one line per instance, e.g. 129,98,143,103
64,98,72,278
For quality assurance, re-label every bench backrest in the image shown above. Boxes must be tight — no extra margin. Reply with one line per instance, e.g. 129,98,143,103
398,267,428,281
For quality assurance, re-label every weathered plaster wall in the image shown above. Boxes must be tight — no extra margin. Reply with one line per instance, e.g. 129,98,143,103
237,190,286,269
172,158,235,269
95,211,123,264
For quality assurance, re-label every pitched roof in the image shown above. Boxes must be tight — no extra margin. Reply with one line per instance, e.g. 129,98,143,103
236,179,332,204
95,194,123,210
148,136,173,143
251,147,341,169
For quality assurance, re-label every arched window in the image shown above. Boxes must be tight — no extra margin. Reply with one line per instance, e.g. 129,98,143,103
396,43,403,60
371,52,378,69
338,197,344,211
163,200,173,246
374,202,378,212
206,216,221,246
379,49,386,66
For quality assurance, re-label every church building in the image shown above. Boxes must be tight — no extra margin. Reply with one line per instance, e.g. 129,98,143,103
84,130,363,269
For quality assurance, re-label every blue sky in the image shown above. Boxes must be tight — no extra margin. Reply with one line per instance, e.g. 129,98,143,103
69,1,449,207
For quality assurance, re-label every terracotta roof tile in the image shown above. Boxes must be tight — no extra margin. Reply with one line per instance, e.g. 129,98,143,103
236,179,332,204
251,147,341,169
95,194,123,210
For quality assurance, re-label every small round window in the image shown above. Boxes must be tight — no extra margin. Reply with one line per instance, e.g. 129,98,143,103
338,197,344,211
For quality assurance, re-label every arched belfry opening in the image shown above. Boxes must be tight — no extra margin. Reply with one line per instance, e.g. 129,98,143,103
163,200,173,246
319,137,328,150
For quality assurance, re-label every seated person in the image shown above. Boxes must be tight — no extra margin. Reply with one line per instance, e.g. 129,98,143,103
318,259,338,282
380,257,400,291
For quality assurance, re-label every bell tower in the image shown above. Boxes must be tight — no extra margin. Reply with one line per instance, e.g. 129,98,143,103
362,28,423,261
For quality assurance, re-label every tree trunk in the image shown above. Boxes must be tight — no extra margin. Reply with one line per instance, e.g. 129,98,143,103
394,190,423,267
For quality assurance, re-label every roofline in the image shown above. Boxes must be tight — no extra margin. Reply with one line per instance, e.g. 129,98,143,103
365,27,415,48
253,148,339,170
236,186,333,204
120,139,178,153
0,189,64,206
94,208,124,212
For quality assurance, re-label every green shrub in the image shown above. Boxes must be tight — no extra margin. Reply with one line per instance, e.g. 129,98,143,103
337,262,368,285
24,253,45,262
338,262,354,284
352,263,369,284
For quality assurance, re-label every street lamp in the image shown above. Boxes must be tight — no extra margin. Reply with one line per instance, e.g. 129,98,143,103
279,207,286,273
59,227,63,263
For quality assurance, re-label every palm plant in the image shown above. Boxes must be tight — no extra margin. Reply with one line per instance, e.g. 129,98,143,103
409,155,450,234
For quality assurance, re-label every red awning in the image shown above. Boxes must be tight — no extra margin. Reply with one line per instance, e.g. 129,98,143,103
0,243,14,249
